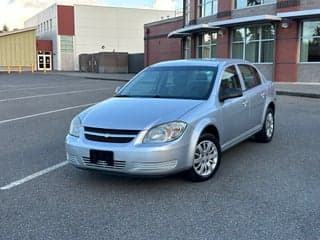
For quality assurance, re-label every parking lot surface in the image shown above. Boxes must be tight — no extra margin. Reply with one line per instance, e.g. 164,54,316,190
0,73,319,240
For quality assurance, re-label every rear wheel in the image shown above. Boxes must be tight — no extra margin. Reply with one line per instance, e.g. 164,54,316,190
255,108,274,143
186,133,221,182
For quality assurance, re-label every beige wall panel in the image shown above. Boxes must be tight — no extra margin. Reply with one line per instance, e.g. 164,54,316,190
0,29,36,69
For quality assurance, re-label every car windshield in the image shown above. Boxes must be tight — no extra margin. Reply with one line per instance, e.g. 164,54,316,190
116,66,218,100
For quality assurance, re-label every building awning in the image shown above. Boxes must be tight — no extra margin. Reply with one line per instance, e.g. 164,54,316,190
277,9,320,19
209,15,282,27
168,24,220,38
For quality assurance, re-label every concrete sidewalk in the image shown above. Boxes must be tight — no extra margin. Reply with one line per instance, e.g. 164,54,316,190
46,71,320,99
275,82,320,99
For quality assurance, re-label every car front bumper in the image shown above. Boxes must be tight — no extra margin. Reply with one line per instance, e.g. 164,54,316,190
65,133,192,176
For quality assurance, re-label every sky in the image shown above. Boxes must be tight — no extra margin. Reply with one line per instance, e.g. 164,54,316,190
0,0,183,30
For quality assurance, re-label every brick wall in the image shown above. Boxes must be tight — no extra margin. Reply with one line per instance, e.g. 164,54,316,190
276,0,300,12
274,20,299,82
144,17,183,66
300,0,320,10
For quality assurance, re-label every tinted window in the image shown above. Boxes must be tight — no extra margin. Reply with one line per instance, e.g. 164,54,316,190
117,66,218,100
238,64,261,90
220,66,242,91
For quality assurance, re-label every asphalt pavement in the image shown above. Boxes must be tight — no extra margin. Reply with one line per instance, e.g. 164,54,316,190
0,72,319,240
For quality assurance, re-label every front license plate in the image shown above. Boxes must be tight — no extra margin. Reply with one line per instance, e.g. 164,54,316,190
90,150,114,166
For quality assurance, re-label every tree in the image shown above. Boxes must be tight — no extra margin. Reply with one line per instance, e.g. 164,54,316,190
2,25,9,32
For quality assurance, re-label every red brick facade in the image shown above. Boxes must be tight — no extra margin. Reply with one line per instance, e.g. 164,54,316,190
144,0,320,82
144,17,183,66
275,20,299,82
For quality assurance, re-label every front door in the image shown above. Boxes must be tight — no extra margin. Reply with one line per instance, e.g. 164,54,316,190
37,52,52,71
37,55,44,70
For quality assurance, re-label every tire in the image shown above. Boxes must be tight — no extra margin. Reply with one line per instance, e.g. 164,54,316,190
255,108,275,143
186,133,221,182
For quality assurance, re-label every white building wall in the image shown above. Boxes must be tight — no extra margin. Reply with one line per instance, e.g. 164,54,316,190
74,5,175,70
24,4,59,70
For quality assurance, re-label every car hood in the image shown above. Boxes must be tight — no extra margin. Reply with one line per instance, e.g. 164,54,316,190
81,97,203,130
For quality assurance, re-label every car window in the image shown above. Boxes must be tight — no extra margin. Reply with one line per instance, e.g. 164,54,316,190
118,66,218,100
238,64,262,90
220,66,242,92
122,70,160,96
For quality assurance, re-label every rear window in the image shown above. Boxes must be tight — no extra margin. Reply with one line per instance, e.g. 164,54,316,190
238,64,262,90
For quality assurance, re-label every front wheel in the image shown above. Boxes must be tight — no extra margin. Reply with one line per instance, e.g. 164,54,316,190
185,133,221,182
255,108,275,143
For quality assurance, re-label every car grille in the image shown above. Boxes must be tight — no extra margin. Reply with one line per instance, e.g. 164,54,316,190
84,126,140,143
82,157,126,169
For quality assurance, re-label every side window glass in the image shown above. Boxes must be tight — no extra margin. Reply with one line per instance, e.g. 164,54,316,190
238,64,262,90
220,66,242,92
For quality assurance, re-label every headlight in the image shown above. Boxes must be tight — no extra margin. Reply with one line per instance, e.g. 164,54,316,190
69,116,82,137
143,121,187,143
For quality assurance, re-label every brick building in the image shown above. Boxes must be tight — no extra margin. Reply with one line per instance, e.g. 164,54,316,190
144,0,320,82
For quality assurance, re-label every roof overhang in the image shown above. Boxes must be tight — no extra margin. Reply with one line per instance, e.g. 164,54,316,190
277,9,320,19
168,24,220,38
209,15,282,27
0,27,36,37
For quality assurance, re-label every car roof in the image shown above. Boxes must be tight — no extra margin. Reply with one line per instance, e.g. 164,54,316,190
150,58,250,68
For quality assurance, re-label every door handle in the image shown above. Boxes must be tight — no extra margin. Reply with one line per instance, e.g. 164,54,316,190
242,100,248,107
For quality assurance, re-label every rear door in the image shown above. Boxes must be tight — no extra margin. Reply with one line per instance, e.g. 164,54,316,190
219,65,250,144
238,64,266,129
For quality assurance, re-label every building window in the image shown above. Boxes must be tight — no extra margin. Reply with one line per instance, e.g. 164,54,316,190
184,37,191,59
197,33,217,58
300,20,320,62
60,36,73,53
185,0,190,25
234,0,276,9
50,19,53,31
198,0,218,18
231,25,275,63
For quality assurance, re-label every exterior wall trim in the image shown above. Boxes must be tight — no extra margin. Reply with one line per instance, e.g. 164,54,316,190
209,14,281,26
277,9,320,18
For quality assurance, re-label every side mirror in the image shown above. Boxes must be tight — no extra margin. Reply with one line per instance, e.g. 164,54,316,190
114,86,123,94
219,88,243,102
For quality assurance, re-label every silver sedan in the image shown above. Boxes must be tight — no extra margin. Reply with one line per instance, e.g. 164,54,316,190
66,59,276,181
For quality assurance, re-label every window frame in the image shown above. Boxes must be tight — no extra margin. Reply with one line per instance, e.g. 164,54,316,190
184,36,192,59
234,0,276,9
197,0,218,18
196,32,217,58
300,19,320,63
185,0,191,25
231,24,275,63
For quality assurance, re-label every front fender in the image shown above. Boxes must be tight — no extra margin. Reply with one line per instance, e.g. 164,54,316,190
185,117,220,168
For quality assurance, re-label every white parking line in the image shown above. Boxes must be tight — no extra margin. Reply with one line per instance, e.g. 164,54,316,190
0,83,108,93
0,102,96,125
0,88,110,102
0,161,68,191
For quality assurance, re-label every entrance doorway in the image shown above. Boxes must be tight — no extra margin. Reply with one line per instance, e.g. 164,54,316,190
37,51,52,71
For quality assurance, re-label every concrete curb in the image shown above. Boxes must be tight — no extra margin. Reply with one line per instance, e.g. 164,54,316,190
276,91,320,99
